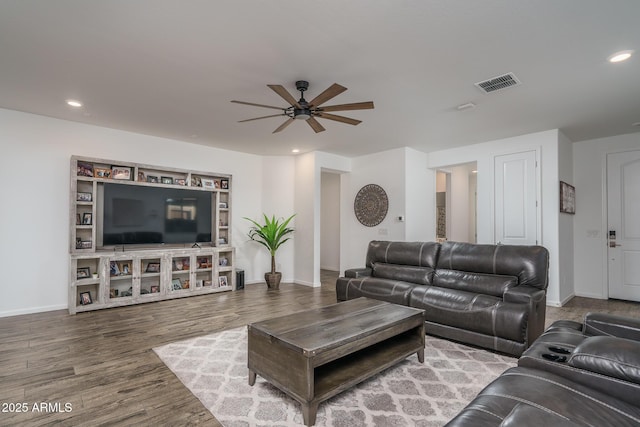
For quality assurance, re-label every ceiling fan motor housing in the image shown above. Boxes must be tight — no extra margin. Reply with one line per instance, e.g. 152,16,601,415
295,80,309,92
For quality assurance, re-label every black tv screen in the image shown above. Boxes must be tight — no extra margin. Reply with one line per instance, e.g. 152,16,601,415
101,183,212,246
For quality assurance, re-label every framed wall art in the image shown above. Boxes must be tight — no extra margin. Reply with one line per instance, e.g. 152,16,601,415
560,181,575,214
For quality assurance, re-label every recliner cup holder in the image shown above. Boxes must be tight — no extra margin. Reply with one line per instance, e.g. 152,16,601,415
548,346,571,354
542,353,567,362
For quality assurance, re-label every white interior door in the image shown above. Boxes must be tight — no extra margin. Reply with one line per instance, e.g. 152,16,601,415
607,150,640,301
494,150,538,245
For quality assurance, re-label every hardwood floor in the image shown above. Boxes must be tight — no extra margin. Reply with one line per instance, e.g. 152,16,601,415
1,270,639,426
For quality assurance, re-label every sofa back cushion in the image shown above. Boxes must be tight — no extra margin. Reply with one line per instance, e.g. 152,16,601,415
372,263,434,286
366,241,440,269
433,269,518,297
437,241,549,290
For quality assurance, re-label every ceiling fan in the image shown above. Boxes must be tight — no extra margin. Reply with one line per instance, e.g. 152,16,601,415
231,80,374,133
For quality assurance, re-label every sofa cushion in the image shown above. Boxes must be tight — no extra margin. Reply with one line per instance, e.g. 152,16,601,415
372,262,434,285
366,241,440,269
340,277,419,305
409,286,528,342
433,269,517,298
437,241,549,290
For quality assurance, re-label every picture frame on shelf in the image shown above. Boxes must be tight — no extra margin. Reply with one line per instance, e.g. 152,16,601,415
219,202,228,209
147,175,159,183
221,179,229,189
171,278,182,291
79,291,93,305
94,167,111,179
77,267,90,279
214,180,221,189
145,262,160,273
77,162,94,177
219,257,228,266
77,192,92,202
76,214,81,225
203,280,212,287
82,212,92,225
110,288,118,298
219,276,228,287
191,176,202,187
182,279,190,289
150,285,159,293
111,166,132,180
118,262,131,275
161,176,174,185
201,178,215,189
78,240,92,249
174,178,186,186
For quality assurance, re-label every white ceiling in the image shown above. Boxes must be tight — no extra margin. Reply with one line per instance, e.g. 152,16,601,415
1,1,639,157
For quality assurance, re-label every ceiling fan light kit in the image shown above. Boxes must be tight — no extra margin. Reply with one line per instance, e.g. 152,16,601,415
231,80,374,133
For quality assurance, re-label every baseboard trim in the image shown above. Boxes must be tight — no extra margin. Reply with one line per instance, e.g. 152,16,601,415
0,304,67,318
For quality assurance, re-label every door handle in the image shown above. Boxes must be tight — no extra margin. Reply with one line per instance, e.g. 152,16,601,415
609,242,622,247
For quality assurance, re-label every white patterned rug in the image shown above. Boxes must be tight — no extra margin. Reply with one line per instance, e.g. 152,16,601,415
154,327,516,427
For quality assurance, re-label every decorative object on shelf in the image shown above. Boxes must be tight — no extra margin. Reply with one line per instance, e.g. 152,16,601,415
92,273,98,279
110,261,120,276
560,181,576,214
219,276,228,287
77,192,92,202
219,257,228,266
94,167,111,178
182,279,190,289
111,166,132,180
203,280,212,287
161,176,174,185
201,178,215,189
77,267,90,279
79,291,92,305
150,285,159,293
145,262,160,273
191,176,202,187
82,212,92,225
76,240,92,249
175,178,186,186
77,162,93,177
245,214,295,290
118,262,131,275
147,175,159,183
221,179,229,189
219,202,228,208
172,278,182,290
76,214,81,225
354,184,388,227
137,171,146,181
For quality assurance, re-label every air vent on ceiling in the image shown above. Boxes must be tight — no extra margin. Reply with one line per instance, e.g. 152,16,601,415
475,72,521,93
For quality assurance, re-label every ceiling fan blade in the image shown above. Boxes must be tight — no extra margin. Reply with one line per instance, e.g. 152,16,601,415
306,117,326,133
273,118,295,133
231,100,285,111
316,112,362,126
238,113,287,123
319,101,374,112
267,85,301,108
309,83,347,107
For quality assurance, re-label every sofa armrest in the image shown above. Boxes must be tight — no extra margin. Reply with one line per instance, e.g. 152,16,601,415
584,312,640,341
503,285,547,345
569,336,640,385
344,268,372,278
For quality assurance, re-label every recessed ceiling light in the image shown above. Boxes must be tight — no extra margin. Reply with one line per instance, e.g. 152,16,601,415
608,50,633,63
291,149,300,154
66,99,83,107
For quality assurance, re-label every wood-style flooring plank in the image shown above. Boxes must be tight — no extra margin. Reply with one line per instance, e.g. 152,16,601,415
1,270,639,426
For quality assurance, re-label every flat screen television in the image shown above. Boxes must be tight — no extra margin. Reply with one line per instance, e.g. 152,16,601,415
100,183,212,247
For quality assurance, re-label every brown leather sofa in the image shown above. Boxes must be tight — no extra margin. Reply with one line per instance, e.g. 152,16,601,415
446,312,640,426
336,240,549,356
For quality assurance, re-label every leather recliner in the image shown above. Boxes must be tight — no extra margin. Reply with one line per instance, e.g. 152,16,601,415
446,312,640,426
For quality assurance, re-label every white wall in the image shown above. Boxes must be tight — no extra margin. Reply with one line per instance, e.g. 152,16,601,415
320,172,340,271
557,132,575,304
427,129,570,306
404,148,435,242
573,132,640,299
0,108,264,317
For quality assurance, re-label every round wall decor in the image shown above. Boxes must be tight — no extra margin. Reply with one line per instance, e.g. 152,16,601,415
354,184,388,227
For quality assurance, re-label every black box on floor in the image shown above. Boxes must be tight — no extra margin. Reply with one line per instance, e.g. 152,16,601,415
236,269,244,290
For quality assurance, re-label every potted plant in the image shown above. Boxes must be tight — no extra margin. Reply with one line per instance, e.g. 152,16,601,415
245,214,295,289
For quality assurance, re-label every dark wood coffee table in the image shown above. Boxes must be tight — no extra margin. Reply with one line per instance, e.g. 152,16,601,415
247,297,425,426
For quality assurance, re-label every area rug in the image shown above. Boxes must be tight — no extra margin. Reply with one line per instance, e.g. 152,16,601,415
154,327,516,427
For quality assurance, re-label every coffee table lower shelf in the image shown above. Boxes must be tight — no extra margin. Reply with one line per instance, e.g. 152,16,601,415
248,324,425,426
